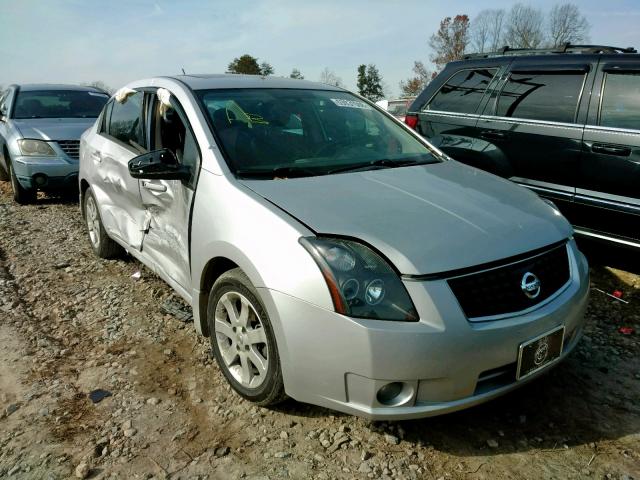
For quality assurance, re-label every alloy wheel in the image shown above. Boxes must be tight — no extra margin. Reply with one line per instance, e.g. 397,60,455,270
85,194,101,249
214,291,269,389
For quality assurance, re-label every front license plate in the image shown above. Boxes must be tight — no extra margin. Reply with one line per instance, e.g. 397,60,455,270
516,326,565,380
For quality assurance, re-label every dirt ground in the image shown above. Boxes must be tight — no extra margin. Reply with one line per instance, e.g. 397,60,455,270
0,183,638,480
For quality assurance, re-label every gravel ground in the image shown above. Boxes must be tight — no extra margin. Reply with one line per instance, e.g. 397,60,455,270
0,183,638,480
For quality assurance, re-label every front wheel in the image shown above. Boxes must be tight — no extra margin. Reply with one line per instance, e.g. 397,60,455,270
7,156,36,204
207,268,286,406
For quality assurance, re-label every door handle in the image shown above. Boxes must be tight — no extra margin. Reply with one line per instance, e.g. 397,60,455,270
142,181,167,192
90,151,102,161
480,130,507,141
591,143,631,156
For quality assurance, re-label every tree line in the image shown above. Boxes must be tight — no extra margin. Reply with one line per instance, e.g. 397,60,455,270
400,2,590,96
40,2,590,103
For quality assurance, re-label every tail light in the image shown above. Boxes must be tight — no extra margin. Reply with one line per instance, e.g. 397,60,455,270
404,114,418,130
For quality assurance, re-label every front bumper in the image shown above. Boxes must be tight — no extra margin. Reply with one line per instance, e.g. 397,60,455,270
11,154,79,190
259,241,590,420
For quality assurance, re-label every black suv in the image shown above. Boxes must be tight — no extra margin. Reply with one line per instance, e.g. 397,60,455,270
406,44,640,250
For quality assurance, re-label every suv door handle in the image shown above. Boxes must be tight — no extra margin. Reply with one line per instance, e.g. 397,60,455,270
142,181,167,192
591,143,631,156
480,130,507,141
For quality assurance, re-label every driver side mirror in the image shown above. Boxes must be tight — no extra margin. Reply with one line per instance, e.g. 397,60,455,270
128,148,191,181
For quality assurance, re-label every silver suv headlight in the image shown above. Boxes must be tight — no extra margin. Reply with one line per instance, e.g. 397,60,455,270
18,139,56,156
300,236,418,321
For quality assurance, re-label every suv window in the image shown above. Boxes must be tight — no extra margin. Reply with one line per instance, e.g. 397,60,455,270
426,69,497,114
496,72,584,123
600,73,640,130
108,92,145,150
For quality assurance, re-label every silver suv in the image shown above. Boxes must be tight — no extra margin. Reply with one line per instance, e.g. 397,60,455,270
79,74,589,420
0,84,109,203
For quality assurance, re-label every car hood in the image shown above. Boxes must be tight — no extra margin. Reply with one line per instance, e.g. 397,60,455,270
12,118,96,141
241,161,573,275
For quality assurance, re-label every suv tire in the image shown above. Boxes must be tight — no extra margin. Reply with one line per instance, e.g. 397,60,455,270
207,268,287,406
84,187,123,259
7,153,36,204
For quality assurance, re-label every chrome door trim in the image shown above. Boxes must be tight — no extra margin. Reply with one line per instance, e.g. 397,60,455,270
574,228,640,248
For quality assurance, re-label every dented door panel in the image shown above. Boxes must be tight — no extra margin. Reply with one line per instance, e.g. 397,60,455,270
139,178,192,290
88,134,146,250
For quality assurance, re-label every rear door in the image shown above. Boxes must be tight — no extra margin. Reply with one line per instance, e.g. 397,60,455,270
415,64,503,165
138,90,201,293
575,59,640,245
476,57,594,205
87,91,148,250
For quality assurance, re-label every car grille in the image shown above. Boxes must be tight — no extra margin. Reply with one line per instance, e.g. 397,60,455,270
447,243,570,320
56,140,80,159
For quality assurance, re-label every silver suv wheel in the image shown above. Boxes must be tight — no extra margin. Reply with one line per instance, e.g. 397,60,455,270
214,291,269,389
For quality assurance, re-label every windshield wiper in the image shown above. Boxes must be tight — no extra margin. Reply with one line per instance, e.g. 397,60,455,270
236,166,321,179
328,158,435,175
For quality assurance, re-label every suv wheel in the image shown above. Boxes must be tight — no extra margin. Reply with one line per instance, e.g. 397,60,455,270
84,187,123,259
7,154,36,204
207,268,286,406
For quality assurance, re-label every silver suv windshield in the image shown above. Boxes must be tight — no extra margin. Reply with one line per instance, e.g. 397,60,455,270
196,88,441,178
13,90,109,119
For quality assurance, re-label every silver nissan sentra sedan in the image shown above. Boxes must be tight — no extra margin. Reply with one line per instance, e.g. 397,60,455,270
79,74,589,420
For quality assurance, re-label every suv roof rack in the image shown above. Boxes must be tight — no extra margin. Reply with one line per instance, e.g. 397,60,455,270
463,43,637,60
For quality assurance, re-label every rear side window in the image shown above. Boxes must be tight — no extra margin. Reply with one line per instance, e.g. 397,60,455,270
496,73,585,123
600,73,640,130
426,69,497,114
108,91,146,150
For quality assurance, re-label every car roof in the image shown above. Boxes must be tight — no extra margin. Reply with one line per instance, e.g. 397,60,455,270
165,74,345,92
446,52,640,69
13,84,106,92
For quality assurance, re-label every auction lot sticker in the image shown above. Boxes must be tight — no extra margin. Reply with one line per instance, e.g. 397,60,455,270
330,98,372,109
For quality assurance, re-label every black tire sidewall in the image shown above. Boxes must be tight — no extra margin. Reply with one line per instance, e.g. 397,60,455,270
8,156,35,204
207,272,282,403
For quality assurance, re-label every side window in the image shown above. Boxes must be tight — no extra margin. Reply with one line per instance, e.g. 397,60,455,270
152,97,200,186
108,92,146,150
496,73,585,123
426,69,497,114
99,101,113,134
600,73,640,130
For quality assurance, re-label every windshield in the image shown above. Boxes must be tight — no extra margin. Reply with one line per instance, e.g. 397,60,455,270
13,90,109,119
387,100,409,116
196,89,440,178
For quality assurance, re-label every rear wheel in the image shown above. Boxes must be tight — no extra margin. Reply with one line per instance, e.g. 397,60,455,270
7,154,36,204
207,268,286,406
84,187,123,259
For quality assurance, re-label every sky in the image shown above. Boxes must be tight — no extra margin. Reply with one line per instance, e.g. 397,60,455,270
1,0,640,97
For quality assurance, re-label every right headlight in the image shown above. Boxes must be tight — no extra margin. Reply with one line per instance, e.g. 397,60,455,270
18,139,56,156
300,236,419,321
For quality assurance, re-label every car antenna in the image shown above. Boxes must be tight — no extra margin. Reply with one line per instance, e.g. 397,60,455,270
181,67,186,75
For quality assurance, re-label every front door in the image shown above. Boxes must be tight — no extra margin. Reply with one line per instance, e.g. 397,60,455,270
138,91,200,293
574,61,640,245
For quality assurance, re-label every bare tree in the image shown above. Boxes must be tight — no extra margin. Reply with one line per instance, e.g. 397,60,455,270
548,3,590,47
399,61,433,96
471,9,506,53
429,15,470,70
504,4,545,49
319,67,344,87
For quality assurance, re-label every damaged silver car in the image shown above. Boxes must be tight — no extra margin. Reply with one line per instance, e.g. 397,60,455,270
79,75,589,420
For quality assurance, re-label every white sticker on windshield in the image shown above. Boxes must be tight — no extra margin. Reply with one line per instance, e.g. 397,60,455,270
88,92,109,98
330,98,372,110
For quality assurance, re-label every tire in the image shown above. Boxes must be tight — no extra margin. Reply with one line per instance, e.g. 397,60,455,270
207,268,287,406
83,187,123,259
7,154,36,204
